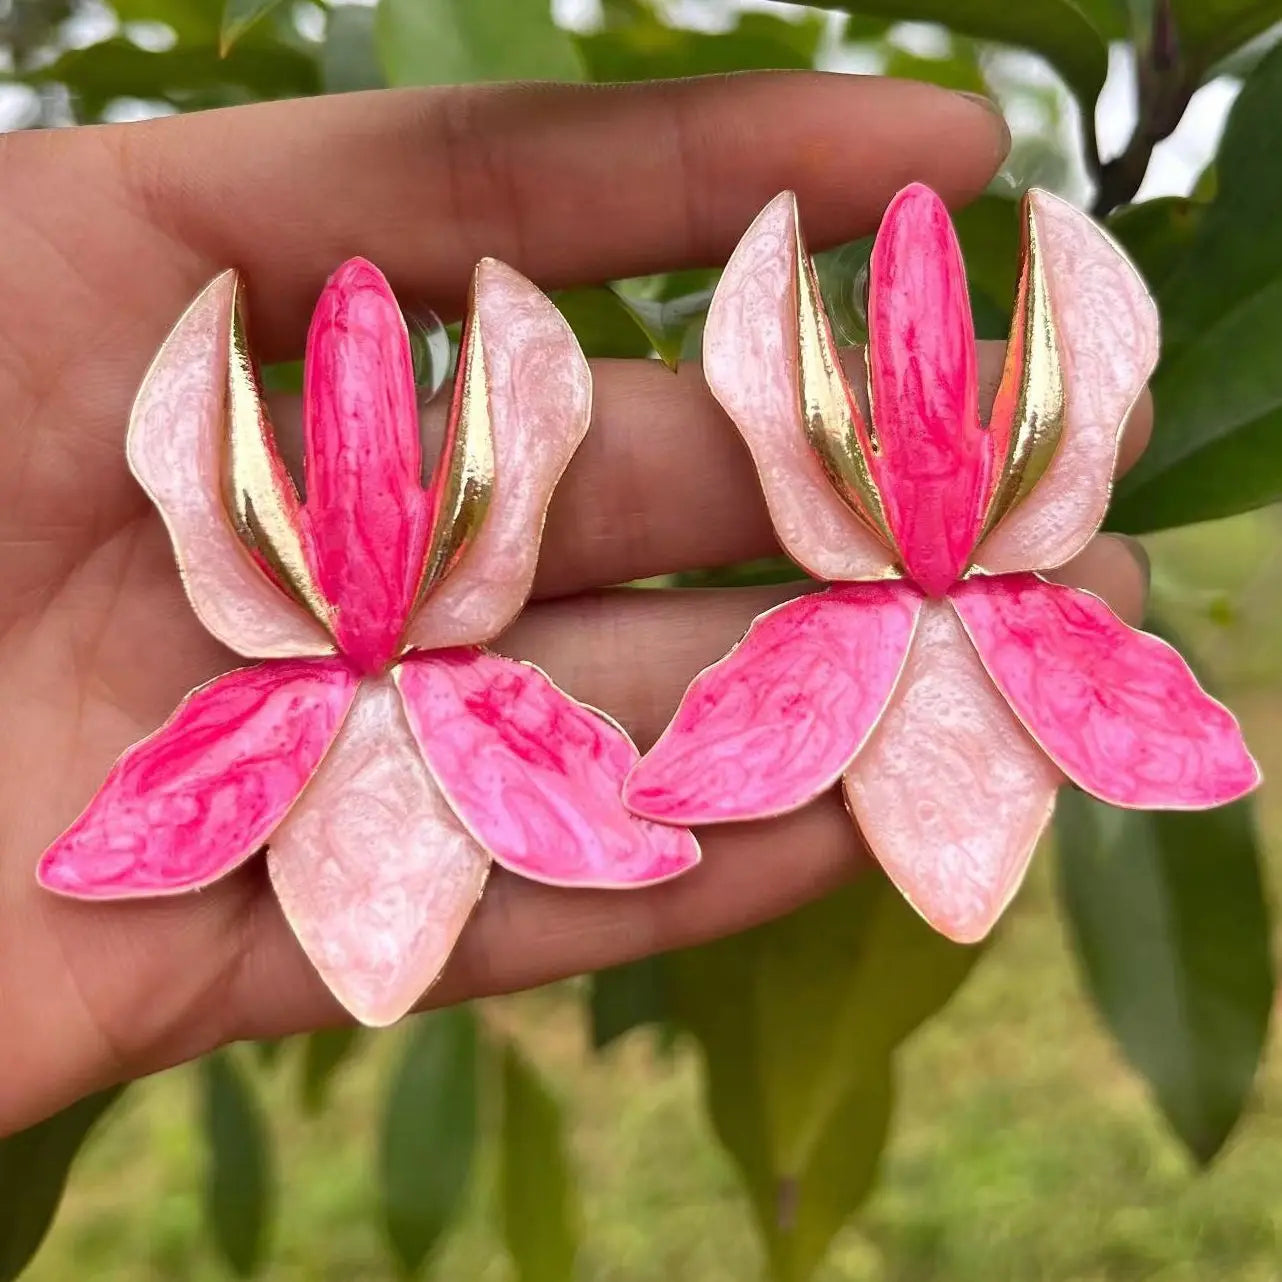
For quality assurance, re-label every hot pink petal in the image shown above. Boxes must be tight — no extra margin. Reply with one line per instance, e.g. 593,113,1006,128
843,599,1062,943
974,192,1159,573
128,273,332,659
865,183,989,595
624,583,921,824
38,659,357,898
951,574,1259,808
701,192,898,582
406,261,592,651
396,649,698,887
267,676,489,1027
302,258,429,672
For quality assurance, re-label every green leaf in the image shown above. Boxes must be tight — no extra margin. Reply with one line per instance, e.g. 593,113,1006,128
252,1038,285,1067
110,0,222,42
589,956,669,1050
1109,43,1282,531
379,1008,478,1275
300,1027,363,1114
609,269,719,370
553,288,656,361
27,37,319,117
810,0,1115,108
578,7,824,81
498,1044,580,1282
882,45,988,95
953,194,1023,337
219,0,287,55
0,1087,124,1282
1057,790,1274,1163
376,0,584,87
1108,196,1206,293
1171,0,1282,79
667,877,978,1281
322,4,385,93
200,1053,275,1277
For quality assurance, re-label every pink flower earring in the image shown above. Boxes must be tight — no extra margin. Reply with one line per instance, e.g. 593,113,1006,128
38,257,698,1025
625,183,1258,943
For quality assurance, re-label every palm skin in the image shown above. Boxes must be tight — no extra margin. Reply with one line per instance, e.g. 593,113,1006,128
0,75,1148,1134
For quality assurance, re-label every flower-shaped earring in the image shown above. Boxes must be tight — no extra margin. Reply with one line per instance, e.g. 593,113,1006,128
39,257,698,1024
625,183,1258,943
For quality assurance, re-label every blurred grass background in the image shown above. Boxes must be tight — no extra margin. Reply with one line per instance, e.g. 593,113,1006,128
25,512,1282,1282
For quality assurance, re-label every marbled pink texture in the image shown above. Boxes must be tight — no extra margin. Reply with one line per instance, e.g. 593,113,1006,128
406,258,593,651
302,258,430,672
952,575,1260,808
629,181,1257,944
39,660,357,897
701,193,897,583
398,649,699,887
973,191,1159,574
624,584,920,824
127,273,333,660
865,184,990,596
267,677,490,1027
41,254,691,1026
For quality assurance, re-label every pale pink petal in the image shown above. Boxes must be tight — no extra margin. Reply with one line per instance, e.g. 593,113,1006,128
844,599,1062,944
974,191,1159,573
952,574,1260,808
267,676,489,1027
406,261,591,651
624,583,921,824
396,649,699,887
701,192,897,582
38,659,357,898
865,183,989,596
302,258,430,672
128,273,332,659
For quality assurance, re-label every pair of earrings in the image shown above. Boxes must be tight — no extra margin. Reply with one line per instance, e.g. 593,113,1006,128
37,184,1258,1027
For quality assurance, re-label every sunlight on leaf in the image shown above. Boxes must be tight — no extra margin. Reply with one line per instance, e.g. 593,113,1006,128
219,0,287,56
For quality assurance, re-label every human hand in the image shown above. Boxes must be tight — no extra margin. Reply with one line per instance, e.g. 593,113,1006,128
0,73,1145,1134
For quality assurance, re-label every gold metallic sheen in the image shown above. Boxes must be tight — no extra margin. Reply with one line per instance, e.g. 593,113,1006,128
979,197,1066,539
416,279,496,607
792,204,894,548
223,276,332,630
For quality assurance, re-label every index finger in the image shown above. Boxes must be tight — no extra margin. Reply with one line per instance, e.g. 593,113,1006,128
103,74,1009,357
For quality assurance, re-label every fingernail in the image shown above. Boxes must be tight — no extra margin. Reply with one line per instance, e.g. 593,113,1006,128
953,90,1011,160
1110,533,1151,596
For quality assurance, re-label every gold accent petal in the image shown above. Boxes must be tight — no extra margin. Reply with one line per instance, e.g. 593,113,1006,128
415,272,496,608
978,195,1067,540
792,203,894,548
223,276,333,630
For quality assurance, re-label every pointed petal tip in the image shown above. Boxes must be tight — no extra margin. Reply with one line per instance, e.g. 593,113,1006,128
890,852,1025,946
325,255,389,290
884,180,947,218
336,990,419,1030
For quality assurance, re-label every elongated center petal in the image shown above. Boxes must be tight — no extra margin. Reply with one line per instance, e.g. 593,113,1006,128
302,258,430,672
865,184,991,595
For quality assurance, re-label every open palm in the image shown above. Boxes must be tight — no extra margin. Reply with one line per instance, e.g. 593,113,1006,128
0,74,1147,1134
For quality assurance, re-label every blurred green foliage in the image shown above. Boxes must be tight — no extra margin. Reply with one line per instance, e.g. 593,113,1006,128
1,1,1281,1279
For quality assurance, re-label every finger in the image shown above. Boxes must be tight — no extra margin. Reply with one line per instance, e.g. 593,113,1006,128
525,345,1150,595
1044,532,1149,625
263,344,1152,601
100,75,1008,358
226,537,1142,1041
